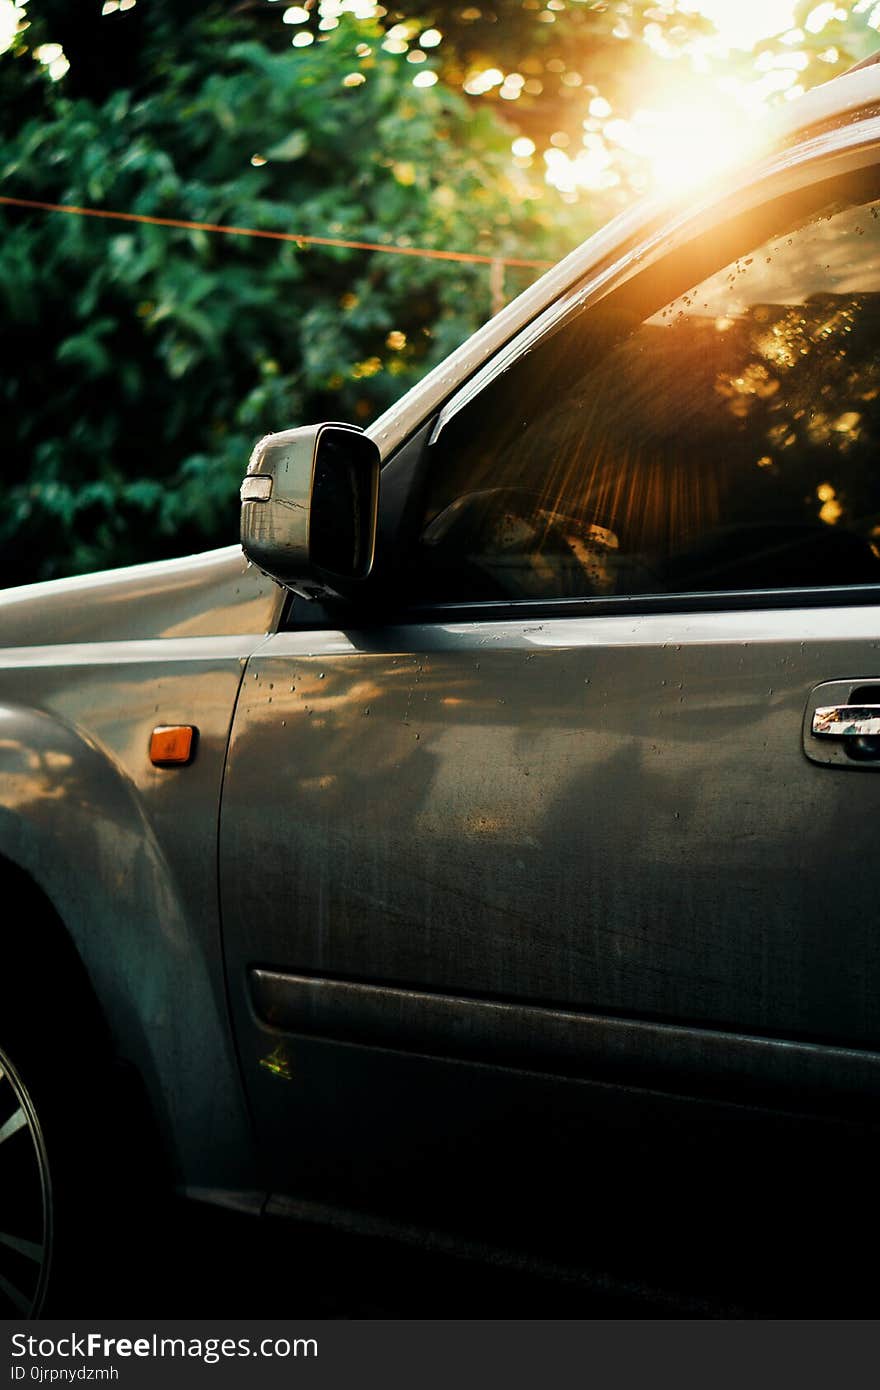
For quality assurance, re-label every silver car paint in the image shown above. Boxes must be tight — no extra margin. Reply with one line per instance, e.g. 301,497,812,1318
221,605,880,1051
219,601,880,1236
0,549,280,1187
0,545,284,647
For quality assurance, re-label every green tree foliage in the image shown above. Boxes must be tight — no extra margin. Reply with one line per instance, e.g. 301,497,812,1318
0,4,576,583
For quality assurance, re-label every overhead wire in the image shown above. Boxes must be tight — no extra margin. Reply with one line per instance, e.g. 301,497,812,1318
0,194,554,273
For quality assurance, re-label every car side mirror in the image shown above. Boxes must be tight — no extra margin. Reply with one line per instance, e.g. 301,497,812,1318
240,423,380,599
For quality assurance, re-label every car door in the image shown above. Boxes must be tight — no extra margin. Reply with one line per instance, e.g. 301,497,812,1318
219,134,880,1300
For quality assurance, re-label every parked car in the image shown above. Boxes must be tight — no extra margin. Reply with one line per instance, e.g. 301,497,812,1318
6,56,880,1317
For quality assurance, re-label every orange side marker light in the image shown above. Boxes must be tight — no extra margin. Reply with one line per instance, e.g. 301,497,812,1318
150,725,197,767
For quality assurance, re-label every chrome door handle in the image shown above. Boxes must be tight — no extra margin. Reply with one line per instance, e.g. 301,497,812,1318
812,705,880,738
804,682,880,769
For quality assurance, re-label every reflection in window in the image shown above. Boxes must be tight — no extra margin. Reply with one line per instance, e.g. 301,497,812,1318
410,194,880,602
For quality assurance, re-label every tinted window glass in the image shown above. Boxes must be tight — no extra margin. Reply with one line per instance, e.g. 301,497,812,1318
405,177,880,602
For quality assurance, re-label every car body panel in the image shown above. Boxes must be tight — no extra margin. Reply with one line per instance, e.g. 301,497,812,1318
0,545,283,648
220,604,880,1051
0,551,279,1188
218,603,880,1267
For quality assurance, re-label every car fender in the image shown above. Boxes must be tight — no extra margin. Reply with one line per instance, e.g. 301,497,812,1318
0,699,257,1193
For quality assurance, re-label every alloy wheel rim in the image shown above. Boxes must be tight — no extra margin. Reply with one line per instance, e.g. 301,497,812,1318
0,1045,52,1316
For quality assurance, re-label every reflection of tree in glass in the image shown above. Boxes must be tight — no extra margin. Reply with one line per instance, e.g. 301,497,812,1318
546,289,880,592
712,291,880,523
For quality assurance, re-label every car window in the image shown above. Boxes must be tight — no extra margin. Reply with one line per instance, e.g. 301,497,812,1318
401,167,880,604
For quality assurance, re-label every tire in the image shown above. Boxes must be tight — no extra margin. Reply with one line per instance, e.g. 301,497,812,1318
0,868,171,1316
0,1040,53,1316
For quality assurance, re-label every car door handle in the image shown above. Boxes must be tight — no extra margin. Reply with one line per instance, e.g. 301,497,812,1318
804,681,880,768
812,705,880,737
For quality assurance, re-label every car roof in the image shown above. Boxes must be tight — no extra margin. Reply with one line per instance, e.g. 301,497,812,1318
368,57,880,460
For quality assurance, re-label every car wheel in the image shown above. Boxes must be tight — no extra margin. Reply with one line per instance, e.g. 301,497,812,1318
0,1040,52,1316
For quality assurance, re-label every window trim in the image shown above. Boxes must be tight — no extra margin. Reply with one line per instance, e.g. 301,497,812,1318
403,584,880,623
284,583,880,632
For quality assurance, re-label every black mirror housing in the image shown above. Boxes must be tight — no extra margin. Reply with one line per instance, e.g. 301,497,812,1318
240,423,380,599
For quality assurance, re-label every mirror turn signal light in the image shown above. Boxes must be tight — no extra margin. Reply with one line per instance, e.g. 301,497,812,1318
150,725,197,767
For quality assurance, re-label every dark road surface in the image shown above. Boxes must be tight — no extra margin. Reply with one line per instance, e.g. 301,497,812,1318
60,1199,669,1319
49,1196,877,1320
